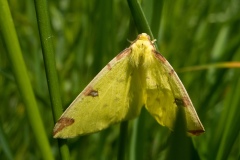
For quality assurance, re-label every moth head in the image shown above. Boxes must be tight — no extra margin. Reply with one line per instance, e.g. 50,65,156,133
138,33,150,41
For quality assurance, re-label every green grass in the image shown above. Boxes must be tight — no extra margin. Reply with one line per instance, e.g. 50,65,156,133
0,0,239,159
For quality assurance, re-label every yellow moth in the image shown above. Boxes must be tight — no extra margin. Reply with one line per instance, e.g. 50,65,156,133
53,33,204,138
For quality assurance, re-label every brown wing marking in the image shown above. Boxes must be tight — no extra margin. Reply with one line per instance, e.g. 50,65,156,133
188,129,205,136
83,86,99,97
116,48,131,60
174,97,191,107
53,117,74,136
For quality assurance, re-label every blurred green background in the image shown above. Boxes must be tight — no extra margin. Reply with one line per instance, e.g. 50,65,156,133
0,0,239,160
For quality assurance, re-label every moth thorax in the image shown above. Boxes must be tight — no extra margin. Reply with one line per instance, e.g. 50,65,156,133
130,40,153,67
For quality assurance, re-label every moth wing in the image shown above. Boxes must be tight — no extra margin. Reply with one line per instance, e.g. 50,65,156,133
145,52,205,135
53,49,144,138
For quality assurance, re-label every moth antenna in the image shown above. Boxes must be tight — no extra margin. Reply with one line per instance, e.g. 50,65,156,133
151,39,157,43
127,39,134,44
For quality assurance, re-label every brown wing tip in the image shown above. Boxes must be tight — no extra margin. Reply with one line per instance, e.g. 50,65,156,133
53,117,75,138
188,129,205,136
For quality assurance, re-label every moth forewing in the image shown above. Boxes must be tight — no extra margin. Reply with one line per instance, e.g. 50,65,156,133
53,33,204,138
53,48,144,138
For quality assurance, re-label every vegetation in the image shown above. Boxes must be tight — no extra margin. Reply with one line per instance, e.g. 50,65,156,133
0,0,239,159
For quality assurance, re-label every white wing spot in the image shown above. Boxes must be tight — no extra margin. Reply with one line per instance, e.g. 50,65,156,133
84,86,99,97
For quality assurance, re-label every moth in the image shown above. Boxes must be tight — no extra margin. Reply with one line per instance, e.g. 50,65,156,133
53,33,204,138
